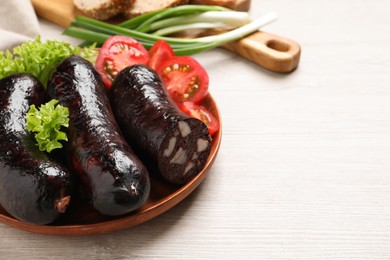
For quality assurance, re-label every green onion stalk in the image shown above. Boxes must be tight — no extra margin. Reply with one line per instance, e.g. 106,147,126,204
64,5,278,56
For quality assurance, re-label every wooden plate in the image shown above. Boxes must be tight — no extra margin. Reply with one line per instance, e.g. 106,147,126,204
0,94,221,236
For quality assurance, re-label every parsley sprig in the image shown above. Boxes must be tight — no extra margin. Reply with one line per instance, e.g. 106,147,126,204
25,99,69,153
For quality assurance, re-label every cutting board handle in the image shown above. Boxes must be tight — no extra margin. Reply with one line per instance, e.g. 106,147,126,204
222,31,301,73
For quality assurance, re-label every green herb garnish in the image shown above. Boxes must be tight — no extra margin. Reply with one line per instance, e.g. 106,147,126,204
0,35,97,86
25,99,69,153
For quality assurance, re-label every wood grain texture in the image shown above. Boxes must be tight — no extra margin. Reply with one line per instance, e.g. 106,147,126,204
222,31,301,72
2,0,390,259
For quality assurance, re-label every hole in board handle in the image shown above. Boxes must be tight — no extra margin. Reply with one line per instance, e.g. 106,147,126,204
266,40,290,52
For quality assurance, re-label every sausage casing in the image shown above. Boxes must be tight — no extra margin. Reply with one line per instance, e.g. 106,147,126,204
47,55,150,216
110,65,212,184
0,74,74,224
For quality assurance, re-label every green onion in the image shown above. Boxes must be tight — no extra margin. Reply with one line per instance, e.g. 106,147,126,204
131,5,231,32
64,5,277,56
119,10,162,29
149,11,252,32
152,22,226,36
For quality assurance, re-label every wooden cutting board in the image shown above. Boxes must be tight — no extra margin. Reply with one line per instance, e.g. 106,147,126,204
32,0,79,28
31,0,300,73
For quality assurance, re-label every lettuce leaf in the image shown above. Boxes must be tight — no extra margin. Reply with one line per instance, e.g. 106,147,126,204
0,35,97,87
25,99,69,153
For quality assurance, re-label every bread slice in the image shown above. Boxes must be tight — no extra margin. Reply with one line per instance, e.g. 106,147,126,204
122,0,189,18
189,0,251,11
74,0,134,20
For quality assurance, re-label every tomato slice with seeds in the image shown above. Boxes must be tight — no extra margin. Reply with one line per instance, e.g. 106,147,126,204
157,56,209,104
148,40,175,71
180,102,219,136
95,36,149,89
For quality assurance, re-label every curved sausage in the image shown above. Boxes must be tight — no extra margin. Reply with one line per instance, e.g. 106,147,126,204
110,65,212,185
47,55,150,216
0,74,74,224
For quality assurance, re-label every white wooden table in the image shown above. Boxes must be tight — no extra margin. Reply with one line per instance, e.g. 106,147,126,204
1,1,390,259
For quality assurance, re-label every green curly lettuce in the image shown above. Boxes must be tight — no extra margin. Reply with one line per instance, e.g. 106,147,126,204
25,99,69,153
0,35,97,87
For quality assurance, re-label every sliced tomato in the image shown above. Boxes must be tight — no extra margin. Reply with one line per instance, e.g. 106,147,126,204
180,102,219,136
148,40,175,71
157,56,209,104
95,36,149,89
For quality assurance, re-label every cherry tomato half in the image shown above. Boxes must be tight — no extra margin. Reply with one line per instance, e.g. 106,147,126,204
157,56,209,104
95,36,149,89
148,40,175,71
180,102,219,136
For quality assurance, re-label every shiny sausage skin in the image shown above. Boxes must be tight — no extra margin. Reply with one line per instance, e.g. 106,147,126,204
47,55,150,216
0,74,74,225
110,65,212,185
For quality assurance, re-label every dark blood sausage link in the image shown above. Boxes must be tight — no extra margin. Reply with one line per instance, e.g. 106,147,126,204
0,74,74,225
47,55,150,216
110,65,212,185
